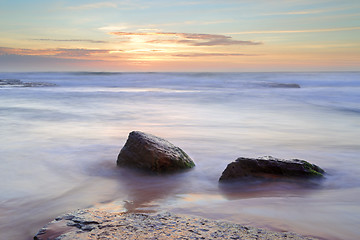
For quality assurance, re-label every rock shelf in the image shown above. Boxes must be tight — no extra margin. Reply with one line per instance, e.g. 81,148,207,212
34,210,319,240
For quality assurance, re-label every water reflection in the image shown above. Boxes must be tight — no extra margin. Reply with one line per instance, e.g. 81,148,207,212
218,178,325,200
114,168,190,213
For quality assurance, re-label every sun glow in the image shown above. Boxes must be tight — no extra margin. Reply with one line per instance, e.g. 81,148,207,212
1,0,359,71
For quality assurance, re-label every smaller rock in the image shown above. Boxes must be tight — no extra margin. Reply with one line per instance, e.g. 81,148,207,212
22,82,57,87
267,83,301,88
0,79,56,87
219,156,325,181
0,79,22,86
117,131,195,173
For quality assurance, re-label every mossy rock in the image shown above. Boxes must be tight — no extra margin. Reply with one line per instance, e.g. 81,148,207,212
117,131,195,173
219,156,325,181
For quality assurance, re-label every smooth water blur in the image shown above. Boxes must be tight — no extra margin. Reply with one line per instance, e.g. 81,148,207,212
0,72,359,240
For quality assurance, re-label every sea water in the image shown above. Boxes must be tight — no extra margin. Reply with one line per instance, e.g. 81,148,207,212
0,72,359,240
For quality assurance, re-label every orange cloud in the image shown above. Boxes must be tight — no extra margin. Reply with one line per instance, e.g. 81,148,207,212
173,53,259,57
0,47,115,58
110,32,262,46
31,39,108,44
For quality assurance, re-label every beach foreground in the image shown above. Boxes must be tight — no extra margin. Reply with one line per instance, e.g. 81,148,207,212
1,72,359,240
34,209,319,240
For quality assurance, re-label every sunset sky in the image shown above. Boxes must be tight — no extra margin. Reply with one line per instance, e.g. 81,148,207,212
0,0,359,72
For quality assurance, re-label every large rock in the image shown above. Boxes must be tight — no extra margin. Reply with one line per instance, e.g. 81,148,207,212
219,156,325,181
117,131,195,173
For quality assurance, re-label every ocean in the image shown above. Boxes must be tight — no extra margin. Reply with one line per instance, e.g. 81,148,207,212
0,72,359,240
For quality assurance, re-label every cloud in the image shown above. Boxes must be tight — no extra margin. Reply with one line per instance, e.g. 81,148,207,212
136,28,163,32
228,26,360,34
262,6,352,16
53,48,112,57
67,2,118,10
66,1,146,10
109,32,261,46
263,9,326,16
31,39,108,44
183,20,234,25
99,20,232,32
0,47,115,58
173,53,258,57
99,24,132,32
0,54,105,72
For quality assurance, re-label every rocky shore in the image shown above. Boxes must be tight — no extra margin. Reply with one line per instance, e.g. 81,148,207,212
34,209,319,240
33,131,325,239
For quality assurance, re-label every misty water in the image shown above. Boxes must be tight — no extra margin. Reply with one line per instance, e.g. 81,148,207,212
0,72,359,240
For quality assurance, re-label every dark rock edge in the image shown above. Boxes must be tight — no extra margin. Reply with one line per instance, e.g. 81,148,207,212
219,156,325,182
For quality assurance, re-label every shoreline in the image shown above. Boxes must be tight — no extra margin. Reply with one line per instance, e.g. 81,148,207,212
34,209,320,240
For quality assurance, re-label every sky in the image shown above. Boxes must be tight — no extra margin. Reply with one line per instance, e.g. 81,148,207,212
0,0,359,72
